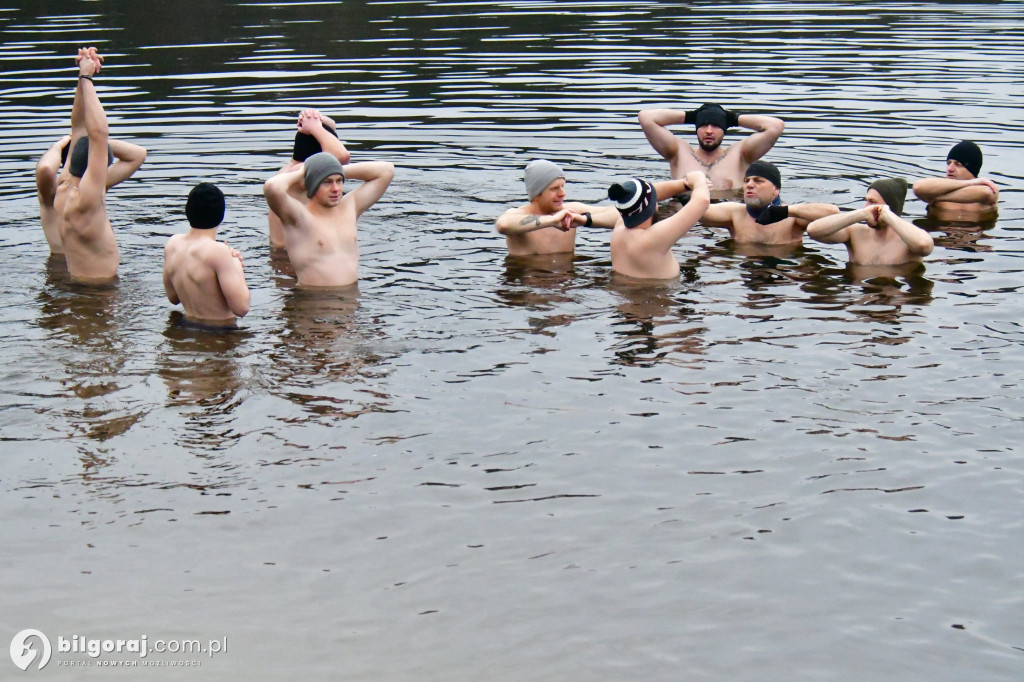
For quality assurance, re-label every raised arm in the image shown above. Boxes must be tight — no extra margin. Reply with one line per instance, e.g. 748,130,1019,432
298,110,351,164
878,206,934,256
642,171,710,252
735,113,785,166
787,202,840,227
638,108,688,162
343,161,395,216
214,247,250,318
263,167,308,227
563,203,620,230
807,208,868,244
36,135,71,202
105,139,147,188
75,52,109,208
912,177,998,205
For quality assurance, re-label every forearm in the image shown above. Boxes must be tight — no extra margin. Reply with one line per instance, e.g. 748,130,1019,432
496,211,562,235
587,205,621,229
81,79,108,140
884,214,934,255
788,203,839,224
736,113,784,134
807,209,862,241
342,161,393,183
109,139,146,163
314,128,350,164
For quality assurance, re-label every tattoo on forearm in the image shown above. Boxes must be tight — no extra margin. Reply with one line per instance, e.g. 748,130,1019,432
519,216,542,227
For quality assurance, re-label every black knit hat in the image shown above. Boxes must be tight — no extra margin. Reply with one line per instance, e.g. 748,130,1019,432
947,140,983,178
745,160,782,189
186,182,225,229
608,178,657,228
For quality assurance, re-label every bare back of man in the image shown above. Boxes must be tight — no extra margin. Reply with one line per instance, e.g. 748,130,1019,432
59,48,119,284
610,172,711,280
164,237,249,327
264,153,394,287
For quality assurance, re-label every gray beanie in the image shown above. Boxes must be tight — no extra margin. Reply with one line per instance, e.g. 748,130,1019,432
304,152,345,199
867,177,908,217
524,159,564,200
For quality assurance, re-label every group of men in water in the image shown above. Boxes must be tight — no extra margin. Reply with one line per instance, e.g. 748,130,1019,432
38,48,999,330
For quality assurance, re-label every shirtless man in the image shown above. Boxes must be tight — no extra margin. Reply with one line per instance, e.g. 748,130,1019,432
807,178,934,266
912,140,998,218
638,102,784,194
495,159,619,256
163,183,250,328
268,109,350,251
57,47,128,283
38,134,146,255
608,171,710,279
699,160,838,245
263,151,394,287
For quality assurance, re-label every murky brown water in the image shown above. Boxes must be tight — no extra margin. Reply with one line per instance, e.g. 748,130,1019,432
1,2,1023,679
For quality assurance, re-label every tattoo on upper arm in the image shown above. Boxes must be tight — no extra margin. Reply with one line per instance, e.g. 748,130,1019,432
519,216,542,227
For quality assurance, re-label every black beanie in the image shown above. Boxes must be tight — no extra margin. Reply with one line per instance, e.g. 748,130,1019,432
68,137,114,178
186,182,225,229
745,160,782,189
693,103,729,130
868,177,908,217
947,140,983,178
292,121,338,162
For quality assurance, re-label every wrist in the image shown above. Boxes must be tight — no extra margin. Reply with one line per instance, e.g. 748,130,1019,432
79,74,94,81
583,212,593,227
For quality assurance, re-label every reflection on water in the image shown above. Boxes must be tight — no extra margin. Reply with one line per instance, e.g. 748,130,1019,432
1,2,1023,680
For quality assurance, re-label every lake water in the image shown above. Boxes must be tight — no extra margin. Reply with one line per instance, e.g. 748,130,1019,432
1,1,1023,679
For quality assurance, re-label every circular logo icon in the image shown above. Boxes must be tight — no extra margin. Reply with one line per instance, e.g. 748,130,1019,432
10,629,51,671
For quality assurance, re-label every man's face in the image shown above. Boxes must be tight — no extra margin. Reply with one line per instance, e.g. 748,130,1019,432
696,124,725,152
743,175,779,210
313,174,344,206
946,159,974,180
535,178,566,213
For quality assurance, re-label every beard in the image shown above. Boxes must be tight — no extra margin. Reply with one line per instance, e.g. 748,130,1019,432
698,137,722,152
744,195,769,210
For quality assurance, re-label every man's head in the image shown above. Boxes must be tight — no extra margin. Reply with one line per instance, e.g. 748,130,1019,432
292,120,338,162
608,178,657,228
866,177,908,217
304,151,346,201
68,137,113,178
693,103,729,152
946,140,982,180
186,182,225,229
743,160,782,209
524,158,565,203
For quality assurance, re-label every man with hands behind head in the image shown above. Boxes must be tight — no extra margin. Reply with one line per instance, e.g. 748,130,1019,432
638,102,784,194
495,159,620,257
263,151,394,287
268,109,351,251
807,178,934,266
700,160,838,245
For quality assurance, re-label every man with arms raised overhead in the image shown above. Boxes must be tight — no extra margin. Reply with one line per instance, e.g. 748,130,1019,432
263,151,394,287
58,47,132,283
807,178,934,266
163,183,250,329
495,159,620,257
699,160,838,245
267,109,351,251
607,171,710,280
638,102,784,194
912,140,998,218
